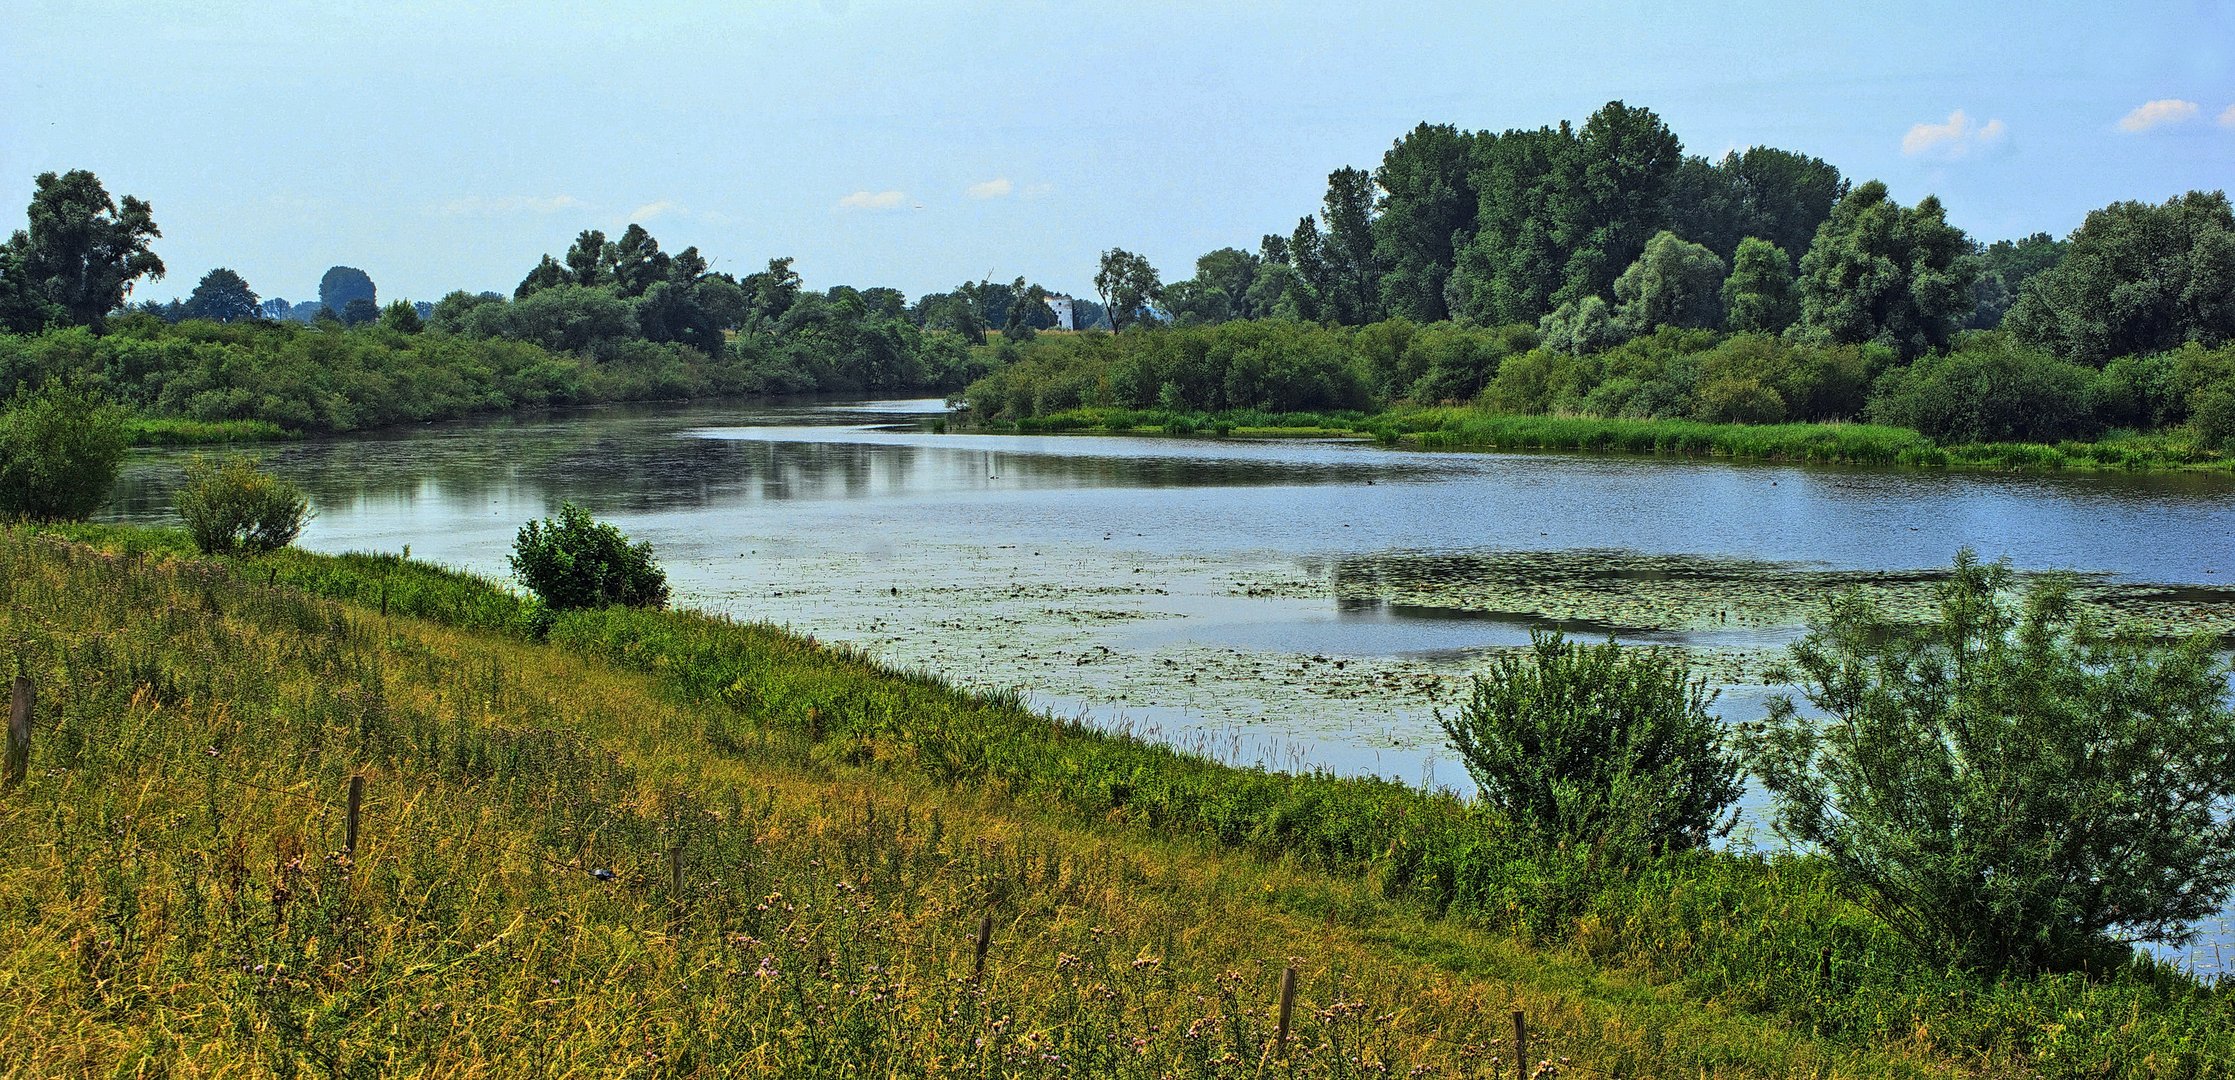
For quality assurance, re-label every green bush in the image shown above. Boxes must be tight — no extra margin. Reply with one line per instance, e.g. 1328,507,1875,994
1439,632,1742,861
1865,339,2098,443
0,381,129,521
509,501,669,612
1743,552,2235,976
173,454,310,554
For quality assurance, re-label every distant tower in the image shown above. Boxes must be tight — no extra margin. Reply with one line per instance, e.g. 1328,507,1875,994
1044,294,1076,331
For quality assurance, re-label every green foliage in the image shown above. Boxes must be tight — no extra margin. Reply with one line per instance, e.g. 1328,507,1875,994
2006,191,2235,364
1865,337,2098,442
1720,237,1797,333
318,265,375,316
1371,122,1476,321
1795,181,1978,359
1439,632,1742,859
180,267,259,323
0,169,164,330
1744,552,2235,976
173,454,310,554
1094,248,1163,331
509,501,669,612
379,299,423,333
1611,230,1726,332
1964,231,2066,330
0,380,129,520
1537,296,1626,356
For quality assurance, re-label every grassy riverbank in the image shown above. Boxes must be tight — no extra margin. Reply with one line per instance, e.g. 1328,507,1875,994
980,404,2235,474
3,525,2229,1075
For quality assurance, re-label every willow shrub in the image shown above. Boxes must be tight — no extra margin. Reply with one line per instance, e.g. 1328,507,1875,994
0,380,129,521
1744,551,2235,977
1439,632,1743,867
509,501,669,613
174,454,310,554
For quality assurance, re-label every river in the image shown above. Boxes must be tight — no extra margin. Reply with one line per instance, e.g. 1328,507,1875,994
106,395,2235,970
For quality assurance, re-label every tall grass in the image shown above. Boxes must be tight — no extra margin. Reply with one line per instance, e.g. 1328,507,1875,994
6,526,2230,1076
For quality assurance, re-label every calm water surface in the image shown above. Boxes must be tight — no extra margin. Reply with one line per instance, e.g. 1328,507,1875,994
108,397,2235,966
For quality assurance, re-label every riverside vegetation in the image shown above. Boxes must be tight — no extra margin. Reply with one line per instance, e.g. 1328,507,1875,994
4,508,2234,1075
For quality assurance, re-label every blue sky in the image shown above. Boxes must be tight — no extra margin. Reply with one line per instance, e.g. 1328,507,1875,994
4,1,2231,306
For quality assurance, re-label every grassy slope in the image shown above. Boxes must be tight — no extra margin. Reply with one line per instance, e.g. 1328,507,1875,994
985,405,2235,474
2,527,2225,1076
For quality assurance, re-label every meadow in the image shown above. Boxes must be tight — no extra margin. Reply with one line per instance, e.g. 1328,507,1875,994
2,525,2229,1076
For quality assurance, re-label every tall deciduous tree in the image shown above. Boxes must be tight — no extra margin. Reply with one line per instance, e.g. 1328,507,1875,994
2005,192,2235,364
1094,248,1162,331
1720,237,1798,333
1312,166,1384,325
1449,124,1579,326
1373,123,1478,322
1561,101,1683,307
564,230,609,286
0,169,164,330
1794,181,1976,359
606,223,670,297
1964,232,2066,330
1611,230,1725,332
319,266,376,317
516,254,568,299
181,267,260,323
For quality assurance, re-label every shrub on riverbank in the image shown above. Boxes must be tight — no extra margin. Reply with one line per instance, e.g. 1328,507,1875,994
0,381,129,520
174,453,310,554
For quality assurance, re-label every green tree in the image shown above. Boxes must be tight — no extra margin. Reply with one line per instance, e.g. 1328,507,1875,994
2005,192,2235,364
1372,123,1478,322
563,230,609,286
510,501,670,612
181,267,260,323
1537,295,1625,355
1720,147,1847,267
1311,166,1384,325
1720,237,1797,333
1865,339,2097,443
0,382,130,521
1743,552,2235,976
1560,101,1684,307
1964,232,2065,330
174,454,310,555
1440,632,1741,857
1611,230,1725,332
606,223,670,297
319,266,376,317
379,299,424,333
1794,181,1977,359
340,297,381,327
0,169,165,330
1449,124,1581,326
516,254,568,299
1094,248,1163,331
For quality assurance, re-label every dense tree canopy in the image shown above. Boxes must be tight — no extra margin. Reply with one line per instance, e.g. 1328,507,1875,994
181,268,260,323
1612,230,1725,333
0,169,164,331
2005,192,2235,364
319,266,376,316
1373,123,1477,322
1721,238,1797,334
1794,182,1976,359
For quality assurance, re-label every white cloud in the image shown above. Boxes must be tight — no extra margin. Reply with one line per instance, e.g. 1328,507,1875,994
438,194,586,216
1901,110,2008,157
2118,99,2200,132
965,177,1013,199
628,200,683,222
836,189,907,211
2220,104,2235,129
1020,182,1055,199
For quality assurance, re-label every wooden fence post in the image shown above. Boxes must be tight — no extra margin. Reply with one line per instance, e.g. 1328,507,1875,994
669,842,684,901
1274,963,1298,1059
4,676,30,790
343,774,365,858
971,913,993,984
1511,1009,1527,1080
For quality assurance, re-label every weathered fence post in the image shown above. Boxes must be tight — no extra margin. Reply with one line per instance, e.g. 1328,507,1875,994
1274,963,1298,1059
1511,1009,1528,1080
972,913,993,984
4,676,30,789
669,842,684,901
343,774,365,857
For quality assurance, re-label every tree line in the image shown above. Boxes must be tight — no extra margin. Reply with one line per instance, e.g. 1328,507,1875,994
1090,101,2231,374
